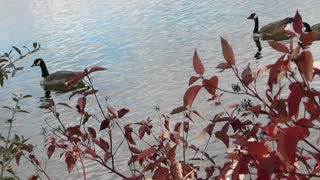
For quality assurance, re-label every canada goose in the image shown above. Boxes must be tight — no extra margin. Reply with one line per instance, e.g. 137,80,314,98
247,13,293,40
303,22,320,40
31,58,83,86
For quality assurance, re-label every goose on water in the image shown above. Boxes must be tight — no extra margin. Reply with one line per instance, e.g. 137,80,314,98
31,58,83,86
247,13,293,40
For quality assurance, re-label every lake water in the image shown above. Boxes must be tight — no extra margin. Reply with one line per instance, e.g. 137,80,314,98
1,0,320,179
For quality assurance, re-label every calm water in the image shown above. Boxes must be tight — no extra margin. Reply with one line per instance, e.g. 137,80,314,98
1,0,320,179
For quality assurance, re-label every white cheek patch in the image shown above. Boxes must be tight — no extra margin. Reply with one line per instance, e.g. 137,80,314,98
37,61,41,66
254,14,258,19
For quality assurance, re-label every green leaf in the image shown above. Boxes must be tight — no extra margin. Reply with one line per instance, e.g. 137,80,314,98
11,69,16,77
12,46,22,56
3,106,12,110
0,58,8,64
18,110,30,113
22,95,32,98
12,97,18,102
16,67,23,71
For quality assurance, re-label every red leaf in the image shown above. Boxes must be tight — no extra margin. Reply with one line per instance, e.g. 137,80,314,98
84,148,97,158
193,49,205,75
67,73,85,89
300,32,316,47
278,126,309,167
167,145,177,164
216,62,232,71
257,65,271,77
118,108,129,118
65,152,77,173
99,119,110,131
104,151,111,162
203,76,219,95
84,89,98,97
293,10,303,35
129,146,141,154
107,106,118,118
287,83,303,118
248,105,261,118
174,122,183,134
298,50,314,81
124,124,136,145
221,37,235,65
88,66,107,74
47,144,55,159
152,167,170,179
87,127,96,138
189,76,200,86
215,131,229,148
67,127,83,136
77,97,86,114
170,132,180,144
183,85,202,108
268,41,289,54
99,138,109,152
165,118,171,131
139,125,146,139
136,148,157,161
241,64,254,85
29,175,38,180
170,105,187,114
15,152,22,166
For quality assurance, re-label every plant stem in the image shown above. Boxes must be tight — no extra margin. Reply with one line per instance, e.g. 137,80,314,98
0,100,19,179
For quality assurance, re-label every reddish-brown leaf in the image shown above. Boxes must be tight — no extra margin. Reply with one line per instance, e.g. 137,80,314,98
118,108,129,118
99,119,110,131
87,127,96,138
99,138,109,152
241,64,254,85
104,151,111,162
88,66,107,74
293,10,303,35
215,131,229,148
298,50,314,81
139,125,146,139
216,62,232,71
47,144,55,159
221,37,235,65
167,145,177,164
257,65,271,77
278,126,309,167
183,85,202,108
77,97,86,114
248,105,261,118
189,76,201,86
287,83,303,118
15,152,22,166
84,148,98,159
170,105,187,114
152,167,170,180
203,76,219,95
29,175,38,180
300,32,316,47
174,122,183,134
164,118,171,131
57,103,72,108
67,73,85,89
193,49,205,75
170,132,180,144
84,89,98,97
136,148,157,161
65,152,77,173
107,106,118,118
268,41,289,53
129,146,141,154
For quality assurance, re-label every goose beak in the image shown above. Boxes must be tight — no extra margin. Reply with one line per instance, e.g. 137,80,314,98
247,16,253,19
31,64,35,67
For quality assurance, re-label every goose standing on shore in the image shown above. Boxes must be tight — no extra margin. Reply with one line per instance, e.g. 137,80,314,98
247,13,293,41
31,58,83,86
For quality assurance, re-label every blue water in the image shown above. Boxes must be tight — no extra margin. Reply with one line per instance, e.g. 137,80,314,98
1,0,320,179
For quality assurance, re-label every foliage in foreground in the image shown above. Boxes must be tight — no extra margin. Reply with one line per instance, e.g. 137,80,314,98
2,11,320,180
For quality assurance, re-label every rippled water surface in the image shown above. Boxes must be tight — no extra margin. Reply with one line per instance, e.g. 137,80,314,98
1,0,320,179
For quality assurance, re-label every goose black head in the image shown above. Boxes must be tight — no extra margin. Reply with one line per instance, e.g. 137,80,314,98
247,13,257,20
31,58,44,67
303,22,312,32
